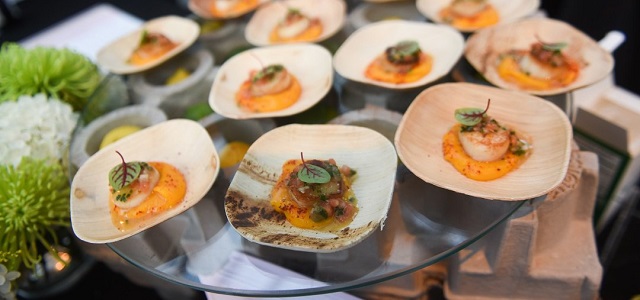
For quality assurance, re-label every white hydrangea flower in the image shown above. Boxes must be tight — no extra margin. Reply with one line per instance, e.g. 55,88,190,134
0,94,79,166
0,263,20,300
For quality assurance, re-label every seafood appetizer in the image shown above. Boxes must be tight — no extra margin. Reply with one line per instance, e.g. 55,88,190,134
96,16,199,74
128,31,178,66
188,0,263,19
443,99,532,181
210,44,333,119
224,124,397,252
416,0,539,33
269,7,322,43
271,153,358,230
496,39,580,91
333,20,464,89
244,0,346,46
108,151,187,231
465,18,614,95
365,40,433,84
439,0,499,31
71,119,220,243
395,83,572,201
235,64,302,112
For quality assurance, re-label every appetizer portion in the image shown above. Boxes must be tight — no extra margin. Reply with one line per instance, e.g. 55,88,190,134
439,0,499,31
108,151,187,231
365,40,433,84
270,153,358,230
208,0,260,18
269,7,323,43
497,39,581,91
235,64,302,112
128,30,178,66
443,100,532,181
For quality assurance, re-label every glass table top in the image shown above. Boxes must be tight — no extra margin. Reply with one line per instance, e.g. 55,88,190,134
107,163,524,297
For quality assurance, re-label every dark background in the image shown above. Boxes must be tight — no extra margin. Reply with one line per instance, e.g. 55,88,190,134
1,0,638,299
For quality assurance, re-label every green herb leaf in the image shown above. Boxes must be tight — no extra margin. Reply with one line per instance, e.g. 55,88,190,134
395,40,420,55
252,64,284,83
297,152,331,184
139,30,149,47
108,151,145,191
455,99,491,126
541,41,568,52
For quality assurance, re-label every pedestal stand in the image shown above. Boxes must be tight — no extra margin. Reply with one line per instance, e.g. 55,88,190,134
445,148,602,299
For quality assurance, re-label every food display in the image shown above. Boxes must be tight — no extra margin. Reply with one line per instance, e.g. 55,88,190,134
333,20,464,89
244,0,346,46
269,8,322,43
464,18,614,95
443,99,532,181
209,44,333,119
496,39,580,91
206,0,260,19
364,40,433,84
223,124,396,252
108,151,187,231
128,31,178,66
416,0,540,33
235,64,302,112
70,119,219,243
96,16,199,74
439,0,499,31
270,153,358,230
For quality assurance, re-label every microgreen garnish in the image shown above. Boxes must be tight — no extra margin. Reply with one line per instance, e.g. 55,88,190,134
536,35,567,52
252,64,284,83
297,152,331,184
455,99,491,126
139,30,149,47
108,151,146,192
387,40,420,63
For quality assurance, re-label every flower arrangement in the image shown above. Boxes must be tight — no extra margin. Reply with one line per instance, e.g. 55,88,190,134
0,41,94,297
0,43,102,111
0,93,79,297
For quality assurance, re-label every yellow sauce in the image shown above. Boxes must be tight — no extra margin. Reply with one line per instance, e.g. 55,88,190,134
269,20,323,43
110,162,187,231
235,76,302,112
439,4,499,31
365,52,433,84
497,55,579,90
270,159,357,230
443,124,528,181
209,0,259,18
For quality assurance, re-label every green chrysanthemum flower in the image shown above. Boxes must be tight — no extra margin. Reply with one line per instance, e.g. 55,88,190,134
0,158,71,271
0,43,102,111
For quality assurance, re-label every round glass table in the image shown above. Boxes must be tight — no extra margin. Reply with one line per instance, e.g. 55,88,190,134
70,71,527,297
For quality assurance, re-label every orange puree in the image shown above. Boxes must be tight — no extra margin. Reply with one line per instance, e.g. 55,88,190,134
365,52,433,84
439,5,499,30
235,76,302,112
110,162,187,231
128,34,177,66
443,124,527,181
209,0,259,18
270,159,357,230
497,55,579,90
269,20,323,43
